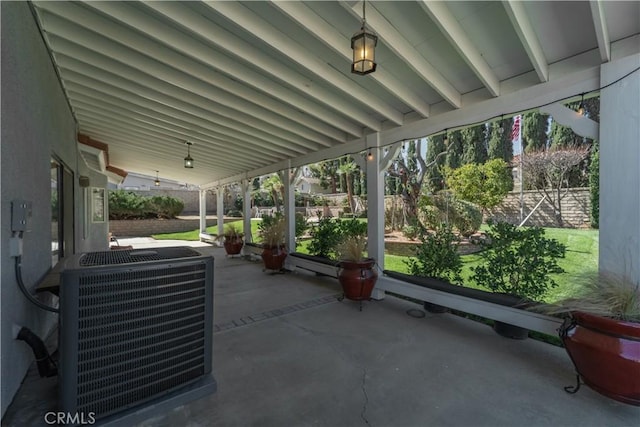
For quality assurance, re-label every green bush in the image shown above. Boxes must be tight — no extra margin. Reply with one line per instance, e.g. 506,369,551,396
451,199,482,237
307,216,343,259
419,193,482,237
471,221,566,301
149,196,184,219
307,217,366,259
109,190,184,219
402,224,420,241
405,223,462,283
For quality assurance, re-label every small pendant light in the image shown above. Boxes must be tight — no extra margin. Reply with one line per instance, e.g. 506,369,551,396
351,0,378,75
184,141,194,169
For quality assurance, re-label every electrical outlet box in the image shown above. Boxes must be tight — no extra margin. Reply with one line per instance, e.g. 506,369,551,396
11,200,32,232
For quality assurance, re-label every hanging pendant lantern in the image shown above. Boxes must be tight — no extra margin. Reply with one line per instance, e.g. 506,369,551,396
351,1,377,75
184,141,194,169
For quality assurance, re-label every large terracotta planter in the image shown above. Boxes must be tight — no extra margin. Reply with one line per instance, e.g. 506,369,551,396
338,258,378,301
261,245,287,271
560,311,640,406
223,238,244,255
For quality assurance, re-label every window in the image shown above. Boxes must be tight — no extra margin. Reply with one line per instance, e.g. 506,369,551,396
51,158,74,266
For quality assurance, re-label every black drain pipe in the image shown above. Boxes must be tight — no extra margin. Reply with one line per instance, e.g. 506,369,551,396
16,327,57,377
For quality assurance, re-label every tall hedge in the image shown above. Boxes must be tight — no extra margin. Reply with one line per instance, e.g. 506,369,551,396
109,190,184,219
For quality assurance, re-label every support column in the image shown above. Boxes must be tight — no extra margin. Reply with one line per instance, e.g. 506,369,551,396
599,55,640,283
216,186,224,246
242,179,252,243
282,167,298,253
199,190,207,234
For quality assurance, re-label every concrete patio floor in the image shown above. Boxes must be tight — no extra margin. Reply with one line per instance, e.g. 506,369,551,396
3,241,639,427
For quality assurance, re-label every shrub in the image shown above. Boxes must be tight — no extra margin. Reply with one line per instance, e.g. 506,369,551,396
418,193,482,236
405,223,462,283
149,196,184,219
294,212,308,248
471,221,566,301
307,217,367,259
402,224,420,241
451,199,482,237
307,216,343,259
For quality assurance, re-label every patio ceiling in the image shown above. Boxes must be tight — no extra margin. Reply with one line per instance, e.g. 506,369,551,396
31,1,640,187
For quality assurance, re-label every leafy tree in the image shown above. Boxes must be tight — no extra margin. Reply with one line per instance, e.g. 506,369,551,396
387,139,430,227
445,158,512,213
309,159,340,193
337,157,358,213
262,174,284,210
461,125,488,165
521,146,590,226
522,111,549,152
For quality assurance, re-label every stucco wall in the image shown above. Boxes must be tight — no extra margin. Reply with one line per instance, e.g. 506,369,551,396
0,2,106,416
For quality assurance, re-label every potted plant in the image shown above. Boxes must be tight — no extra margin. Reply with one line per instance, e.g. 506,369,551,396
335,219,377,309
258,213,287,271
543,271,640,406
222,223,244,256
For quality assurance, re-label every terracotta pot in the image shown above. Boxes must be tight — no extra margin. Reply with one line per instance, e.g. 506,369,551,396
261,245,287,271
338,258,378,301
223,239,244,255
561,311,640,406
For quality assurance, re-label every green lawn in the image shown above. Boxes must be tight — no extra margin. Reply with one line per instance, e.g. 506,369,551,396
384,227,599,304
152,219,261,242
154,221,598,304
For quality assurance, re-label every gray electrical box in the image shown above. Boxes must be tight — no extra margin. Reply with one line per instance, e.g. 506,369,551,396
11,200,32,232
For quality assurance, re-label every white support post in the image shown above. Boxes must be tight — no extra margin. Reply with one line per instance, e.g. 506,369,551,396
199,189,207,234
365,134,383,299
282,166,298,254
599,55,640,284
216,186,224,246
241,179,253,243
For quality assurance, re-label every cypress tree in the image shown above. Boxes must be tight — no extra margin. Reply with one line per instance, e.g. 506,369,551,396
461,125,488,165
522,111,549,152
425,134,447,192
487,119,512,163
445,130,463,169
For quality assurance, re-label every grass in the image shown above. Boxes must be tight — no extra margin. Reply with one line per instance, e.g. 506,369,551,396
384,227,599,304
152,219,261,242
153,220,598,304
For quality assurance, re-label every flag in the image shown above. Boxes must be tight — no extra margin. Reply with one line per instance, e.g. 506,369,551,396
511,115,521,141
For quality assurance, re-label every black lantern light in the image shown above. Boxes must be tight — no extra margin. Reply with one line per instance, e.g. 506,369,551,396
184,142,194,169
351,0,377,75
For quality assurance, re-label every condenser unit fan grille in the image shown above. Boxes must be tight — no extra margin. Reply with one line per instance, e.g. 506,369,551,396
80,247,201,266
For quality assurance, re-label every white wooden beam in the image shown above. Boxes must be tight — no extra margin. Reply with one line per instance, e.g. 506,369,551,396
503,0,549,82
216,187,225,245
206,1,404,126
540,103,599,140
140,0,364,138
419,0,500,97
67,86,284,162
37,2,338,148
344,0,462,109
41,34,323,157
271,1,430,118
58,60,296,159
590,0,611,63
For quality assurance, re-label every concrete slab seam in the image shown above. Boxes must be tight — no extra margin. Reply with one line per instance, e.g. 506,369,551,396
213,293,342,334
